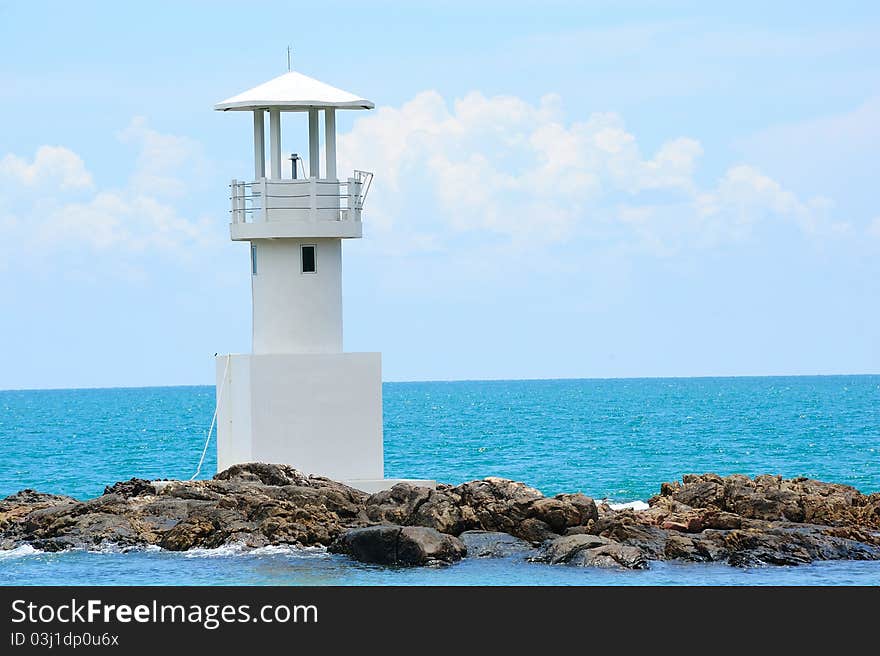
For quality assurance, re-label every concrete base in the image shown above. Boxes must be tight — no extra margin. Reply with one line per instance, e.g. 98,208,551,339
342,479,437,494
216,352,385,481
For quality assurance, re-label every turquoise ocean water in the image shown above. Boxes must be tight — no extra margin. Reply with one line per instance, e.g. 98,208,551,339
1,376,878,585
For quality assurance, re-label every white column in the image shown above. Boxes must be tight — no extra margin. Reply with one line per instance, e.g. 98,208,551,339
269,108,282,180
253,111,265,180
308,109,320,178
324,108,336,180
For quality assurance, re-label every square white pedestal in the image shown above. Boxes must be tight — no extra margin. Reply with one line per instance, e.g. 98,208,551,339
216,352,384,482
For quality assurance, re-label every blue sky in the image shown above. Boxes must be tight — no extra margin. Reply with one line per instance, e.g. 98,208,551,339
1,1,878,388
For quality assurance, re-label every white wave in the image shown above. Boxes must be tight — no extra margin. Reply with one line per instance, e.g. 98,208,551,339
0,544,42,560
604,500,650,511
85,543,162,555
183,543,328,559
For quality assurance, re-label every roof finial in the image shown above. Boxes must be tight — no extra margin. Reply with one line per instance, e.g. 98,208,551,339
287,45,292,72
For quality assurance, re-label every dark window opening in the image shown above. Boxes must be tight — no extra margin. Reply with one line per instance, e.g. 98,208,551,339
251,243,257,275
301,244,316,273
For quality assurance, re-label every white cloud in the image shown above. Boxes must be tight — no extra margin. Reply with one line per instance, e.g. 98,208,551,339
0,120,216,268
339,90,843,255
0,93,855,270
0,145,93,190
37,191,210,253
117,116,208,198
699,165,845,238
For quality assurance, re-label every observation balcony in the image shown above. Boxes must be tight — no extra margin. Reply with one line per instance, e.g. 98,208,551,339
228,170,373,240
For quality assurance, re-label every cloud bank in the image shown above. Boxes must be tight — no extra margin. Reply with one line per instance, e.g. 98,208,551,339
0,118,215,270
0,90,867,275
339,90,850,255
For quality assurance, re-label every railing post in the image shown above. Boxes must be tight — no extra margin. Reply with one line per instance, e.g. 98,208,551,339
347,177,357,222
240,181,247,223
310,177,317,221
261,178,269,222
231,179,239,224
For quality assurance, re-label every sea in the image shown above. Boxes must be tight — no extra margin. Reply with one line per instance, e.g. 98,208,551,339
1,375,878,586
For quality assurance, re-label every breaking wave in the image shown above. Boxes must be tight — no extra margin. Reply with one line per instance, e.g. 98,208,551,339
0,544,42,560
182,543,329,559
605,500,650,511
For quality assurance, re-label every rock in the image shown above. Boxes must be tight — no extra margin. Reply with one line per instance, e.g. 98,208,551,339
1,464,878,571
535,534,649,570
3,489,76,505
369,478,594,545
528,494,597,533
571,544,649,570
365,483,470,535
664,533,706,561
515,518,558,545
654,473,879,528
458,531,534,558
329,525,466,566
563,526,596,536
592,515,668,559
214,463,313,487
398,527,467,566
103,479,157,498
537,534,617,564
0,490,76,533
366,477,588,543
330,525,401,564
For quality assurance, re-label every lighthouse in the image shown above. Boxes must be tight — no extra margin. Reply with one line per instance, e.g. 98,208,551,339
214,70,431,492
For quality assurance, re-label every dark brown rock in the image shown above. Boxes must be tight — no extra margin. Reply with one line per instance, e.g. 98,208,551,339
536,534,649,569
458,530,534,558
1,465,878,572
537,534,617,564
572,544,649,569
397,526,467,565
515,518,558,545
103,479,158,498
529,494,597,533
654,473,879,528
329,525,466,566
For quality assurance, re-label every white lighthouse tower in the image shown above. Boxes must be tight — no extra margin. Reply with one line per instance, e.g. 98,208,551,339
214,70,430,492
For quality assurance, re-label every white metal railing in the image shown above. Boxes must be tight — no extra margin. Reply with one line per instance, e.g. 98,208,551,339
229,171,373,225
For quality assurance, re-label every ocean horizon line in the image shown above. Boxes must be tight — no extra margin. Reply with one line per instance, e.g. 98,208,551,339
2,371,878,394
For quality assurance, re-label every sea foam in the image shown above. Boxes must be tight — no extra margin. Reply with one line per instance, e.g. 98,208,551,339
182,543,328,559
0,544,42,560
606,500,650,511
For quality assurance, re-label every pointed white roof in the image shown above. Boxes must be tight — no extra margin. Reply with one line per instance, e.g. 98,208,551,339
215,71,374,111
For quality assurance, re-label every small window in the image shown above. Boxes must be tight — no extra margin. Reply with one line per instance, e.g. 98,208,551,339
251,243,258,275
301,244,316,274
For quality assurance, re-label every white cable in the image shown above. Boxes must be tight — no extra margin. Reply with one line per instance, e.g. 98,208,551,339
190,354,231,481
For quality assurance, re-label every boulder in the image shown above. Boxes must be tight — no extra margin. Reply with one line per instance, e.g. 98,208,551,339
537,534,617,564
571,544,649,569
366,477,591,543
329,525,466,566
528,494,597,533
214,463,314,487
398,526,467,566
535,534,649,569
103,478,158,498
458,531,534,558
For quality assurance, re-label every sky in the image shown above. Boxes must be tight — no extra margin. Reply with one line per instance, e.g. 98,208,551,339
1,1,878,389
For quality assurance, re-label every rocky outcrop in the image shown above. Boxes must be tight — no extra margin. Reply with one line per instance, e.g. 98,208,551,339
329,525,466,566
364,479,597,543
652,473,880,527
0,464,368,553
1,465,878,571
